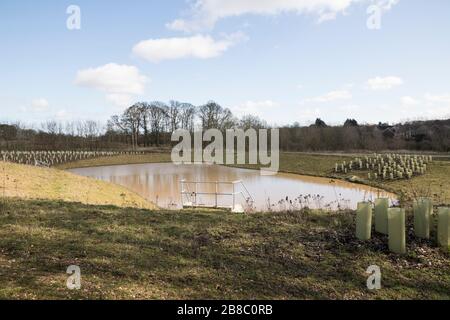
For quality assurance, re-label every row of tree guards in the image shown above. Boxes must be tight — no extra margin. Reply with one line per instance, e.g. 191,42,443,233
356,198,450,253
335,154,432,181
0,150,144,166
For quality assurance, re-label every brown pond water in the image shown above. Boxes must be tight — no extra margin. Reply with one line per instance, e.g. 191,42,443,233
69,163,397,211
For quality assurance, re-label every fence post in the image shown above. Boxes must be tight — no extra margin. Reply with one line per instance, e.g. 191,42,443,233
437,207,450,251
414,198,432,239
388,208,406,254
374,198,389,235
356,202,372,241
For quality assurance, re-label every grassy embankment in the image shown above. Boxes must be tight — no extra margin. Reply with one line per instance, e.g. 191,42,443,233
0,199,449,299
0,162,154,210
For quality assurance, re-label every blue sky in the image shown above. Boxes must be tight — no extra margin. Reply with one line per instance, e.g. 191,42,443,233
1,0,449,126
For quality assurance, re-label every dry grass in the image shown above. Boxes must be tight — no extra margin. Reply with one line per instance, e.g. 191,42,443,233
0,199,448,300
0,161,155,209
384,161,450,205
328,161,450,206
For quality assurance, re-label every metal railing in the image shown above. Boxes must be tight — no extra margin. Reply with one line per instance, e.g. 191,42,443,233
180,180,254,212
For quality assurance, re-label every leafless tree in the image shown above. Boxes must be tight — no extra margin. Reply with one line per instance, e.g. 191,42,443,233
65,121,76,136
239,115,268,130
179,103,196,132
198,101,235,130
168,101,182,132
148,102,169,146
43,120,58,135
109,105,142,149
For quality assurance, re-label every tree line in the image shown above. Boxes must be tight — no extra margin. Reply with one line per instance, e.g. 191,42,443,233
1,100,449,152
279,118,450,152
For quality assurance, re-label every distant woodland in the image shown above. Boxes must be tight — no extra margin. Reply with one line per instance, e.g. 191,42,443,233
1,101,449,152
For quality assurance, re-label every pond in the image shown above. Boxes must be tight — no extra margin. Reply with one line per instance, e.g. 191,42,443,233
69,163,396,211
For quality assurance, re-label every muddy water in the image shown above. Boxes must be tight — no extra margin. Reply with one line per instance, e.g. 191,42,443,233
69,163,396,211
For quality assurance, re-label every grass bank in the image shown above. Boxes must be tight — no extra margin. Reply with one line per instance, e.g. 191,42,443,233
0,162,155,209
0,199,448,299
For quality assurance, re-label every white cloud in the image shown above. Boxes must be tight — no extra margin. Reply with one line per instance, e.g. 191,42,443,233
132,33,246,63
303,90,352,103
367,76,403,90
401,96,420,106
166,0,399,32
31,98,49,111
74,63,148,107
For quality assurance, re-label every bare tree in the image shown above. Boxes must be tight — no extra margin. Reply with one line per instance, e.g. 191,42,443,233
76,121,85,138
137,102,151,147
123,105,142,149
65,121,76,136
179,103,196,132
84,120,100,139
198,101,235,130
109,105,142,149
43,120,58,135
168,101,182,132
239,115,268,130
148,102,169,146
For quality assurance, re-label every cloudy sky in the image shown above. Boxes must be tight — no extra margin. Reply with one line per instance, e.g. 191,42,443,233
1,0,449,126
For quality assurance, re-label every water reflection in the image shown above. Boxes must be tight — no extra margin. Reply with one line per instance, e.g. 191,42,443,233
69,163,396,211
